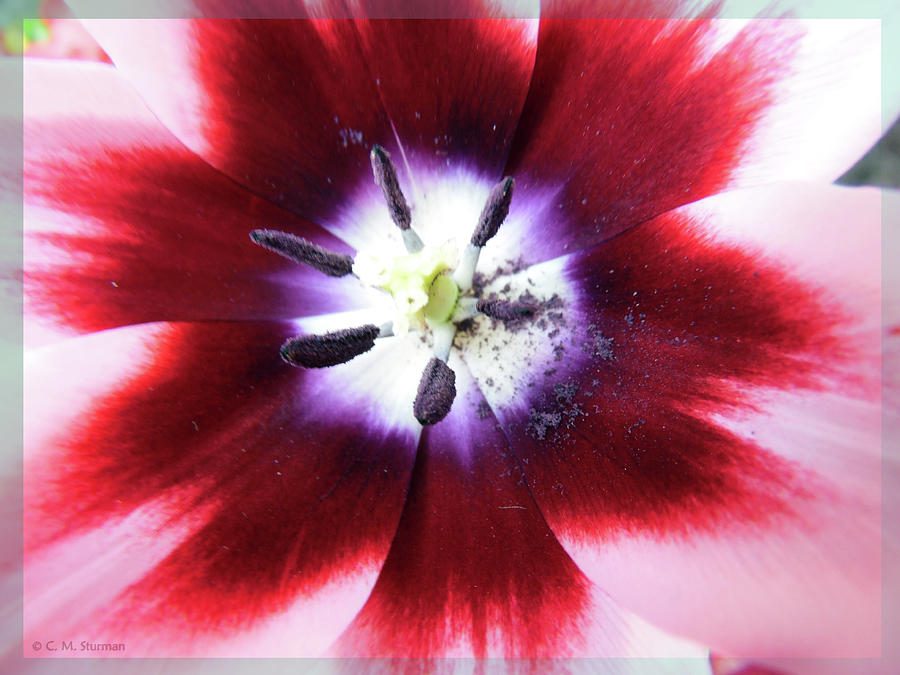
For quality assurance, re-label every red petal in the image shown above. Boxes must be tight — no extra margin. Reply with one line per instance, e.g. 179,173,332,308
471,184,881,656
76,14,392,230
352,10,537,178
77,9,538,239
333,359,710,659
334,358,593,657
23,60,363,343
25,320,419,655
505,14,880,263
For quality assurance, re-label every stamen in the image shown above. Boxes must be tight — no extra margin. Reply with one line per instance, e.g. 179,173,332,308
452,244,480,294
280,324,382,368
250,229,353,277
471,176,514,247
370,145,424,253
413,357,457,426
450,297,479,323
476,298,535,322
370,145,411,230
453,176,515,293
430,321,456,363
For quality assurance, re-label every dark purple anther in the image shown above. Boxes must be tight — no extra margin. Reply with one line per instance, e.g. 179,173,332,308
370,145,412,231
413,358,457,425
476,298,535,322
280,325,381,368
250,229,354,277
471,176,514,247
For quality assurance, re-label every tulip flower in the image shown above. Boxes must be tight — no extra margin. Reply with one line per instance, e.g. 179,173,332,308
17,1,894,669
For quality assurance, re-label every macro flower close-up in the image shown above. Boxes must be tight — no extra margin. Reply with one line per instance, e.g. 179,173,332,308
11,0,899,670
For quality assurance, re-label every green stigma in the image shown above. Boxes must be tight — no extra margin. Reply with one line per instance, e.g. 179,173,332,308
353,240,460,334
424,273,459,323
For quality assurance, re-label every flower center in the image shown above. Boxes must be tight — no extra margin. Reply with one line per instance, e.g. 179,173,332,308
250,145,544,426
352,238,459,335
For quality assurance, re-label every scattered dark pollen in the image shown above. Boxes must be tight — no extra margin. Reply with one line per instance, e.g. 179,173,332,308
476,401,492,420
471,257,527,295
554,381,579,405
280,324,380,368
527,410,562,441
584,324,615,360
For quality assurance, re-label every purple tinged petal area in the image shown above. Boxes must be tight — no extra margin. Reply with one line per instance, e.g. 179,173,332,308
503,229,826,534
23,61,367,343
504,12,883,266
472,184,882,657
25,320,419,655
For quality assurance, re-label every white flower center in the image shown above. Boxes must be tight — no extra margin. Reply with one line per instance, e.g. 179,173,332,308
353,239,459,335
254,147,578,427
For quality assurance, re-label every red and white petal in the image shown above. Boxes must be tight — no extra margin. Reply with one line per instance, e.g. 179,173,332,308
886,189,900,435
24,319,421,656
505,13,883,263
465,184,882,657
22,59,364,346
875,189,900,675
70,11,393,232
333,358,710,664
730,18,883,188
72,8,540,244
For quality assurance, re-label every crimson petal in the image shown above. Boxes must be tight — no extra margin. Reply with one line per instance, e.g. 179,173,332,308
469,184,881,656
504,13,881,264
334,358,593,657
25,320,420,655
23,60,364,344
351,5,538,177
334,359,710,660
73,12,392,231
75,5,538,236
